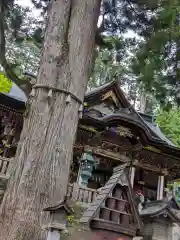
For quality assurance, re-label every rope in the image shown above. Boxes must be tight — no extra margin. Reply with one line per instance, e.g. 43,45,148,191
32,84,83,105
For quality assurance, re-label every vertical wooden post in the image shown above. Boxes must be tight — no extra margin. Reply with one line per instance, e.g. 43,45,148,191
77,165,82,184
43,201,72,240
129,166,136,188
71,182,79,201
157,175,164,200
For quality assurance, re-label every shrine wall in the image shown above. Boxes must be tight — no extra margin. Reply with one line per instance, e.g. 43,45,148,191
172,223,180,240
143,222,175,240
62,228,133,240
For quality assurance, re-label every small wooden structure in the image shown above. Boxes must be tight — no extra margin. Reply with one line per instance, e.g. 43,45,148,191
80,164,142,239
43,200,73,240
140,197,180,239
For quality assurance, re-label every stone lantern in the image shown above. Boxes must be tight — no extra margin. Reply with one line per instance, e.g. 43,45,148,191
43,200,73,240
77,150,95,186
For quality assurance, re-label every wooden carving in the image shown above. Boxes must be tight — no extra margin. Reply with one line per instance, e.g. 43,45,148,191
88,103,115,117
101,90,118,106
110,126,133,138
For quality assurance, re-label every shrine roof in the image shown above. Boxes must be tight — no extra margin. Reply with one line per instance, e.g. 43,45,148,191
2,82,27,103
138,112,176,147
0,77,177,149
144,121,176,147
84,80,131,108
83,80,177,149
0,83,27,112
86,81,115,97
140,201,167,216
43,199,73,214
140,197,180,224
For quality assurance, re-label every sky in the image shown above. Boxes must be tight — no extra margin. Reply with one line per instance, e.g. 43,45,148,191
16,0,33,8
16,0,41,17
16,0,135,38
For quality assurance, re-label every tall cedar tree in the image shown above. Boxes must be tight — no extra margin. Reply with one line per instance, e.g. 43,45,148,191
0,0,101,239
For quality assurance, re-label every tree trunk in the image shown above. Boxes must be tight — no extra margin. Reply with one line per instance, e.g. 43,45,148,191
139,90,147,113
0,0,101,239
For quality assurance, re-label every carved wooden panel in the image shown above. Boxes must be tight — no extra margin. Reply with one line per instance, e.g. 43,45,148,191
134,149,180,178
76,127,96,145
101,90,119,106
0,106,23,158
90,102,115,116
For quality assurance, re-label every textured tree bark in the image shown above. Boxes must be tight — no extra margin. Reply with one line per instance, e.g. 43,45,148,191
0,0,101,239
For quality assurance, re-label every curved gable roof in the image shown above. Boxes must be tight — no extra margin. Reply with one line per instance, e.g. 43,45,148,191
140,198,180,225
84,80,177,149
3,83,27,103
1,77,179,151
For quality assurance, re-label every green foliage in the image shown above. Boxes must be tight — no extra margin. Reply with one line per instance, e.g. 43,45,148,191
0,73,12,93
6,4,42,75
89,46,126,89
3,0,180,107
156,109,180,147
27,0,180,110
0,1,42,89
167,181,180,204
131,0,180,107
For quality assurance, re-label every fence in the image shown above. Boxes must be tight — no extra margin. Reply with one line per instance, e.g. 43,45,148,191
67,183,98,204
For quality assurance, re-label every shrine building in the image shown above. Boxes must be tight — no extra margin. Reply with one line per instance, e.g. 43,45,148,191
1,79,180,239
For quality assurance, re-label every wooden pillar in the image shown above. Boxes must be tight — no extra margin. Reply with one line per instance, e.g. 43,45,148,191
76,165,82,184
129,166,136,188
71,182,79,201
157,175,164,200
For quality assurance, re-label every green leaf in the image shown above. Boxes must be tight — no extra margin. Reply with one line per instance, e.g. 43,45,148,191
0,73,12,93
156,108,180,147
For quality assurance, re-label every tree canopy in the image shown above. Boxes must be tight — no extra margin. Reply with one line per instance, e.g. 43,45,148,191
131,0,180,108
1,0,180,108
156,108,180,147
0,1,41,92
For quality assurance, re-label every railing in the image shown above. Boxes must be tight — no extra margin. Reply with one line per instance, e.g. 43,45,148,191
76,185,97,204
0,158,98,205
67,183,98,204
